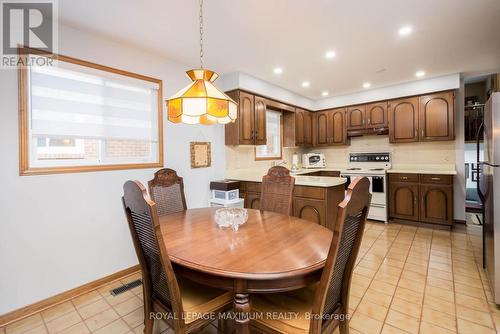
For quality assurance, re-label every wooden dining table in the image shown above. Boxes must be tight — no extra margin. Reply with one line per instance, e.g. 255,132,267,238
157,207,333,334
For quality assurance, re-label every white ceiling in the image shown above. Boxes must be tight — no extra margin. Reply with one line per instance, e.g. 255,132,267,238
59,0,500,99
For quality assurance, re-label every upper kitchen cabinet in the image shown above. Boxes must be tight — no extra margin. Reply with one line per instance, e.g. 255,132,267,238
225,90,266,145
315,111,329,146
293,108,314,147
389,91,455,143
315,108,348,146
366,101,388,129
389,97,419,143
419,91,455,141
346,105,366,130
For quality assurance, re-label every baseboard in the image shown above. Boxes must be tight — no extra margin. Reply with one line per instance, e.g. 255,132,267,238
454,219,466,224
0,265,140,327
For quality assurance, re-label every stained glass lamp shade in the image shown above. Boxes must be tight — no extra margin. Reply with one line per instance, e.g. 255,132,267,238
167,69,237,125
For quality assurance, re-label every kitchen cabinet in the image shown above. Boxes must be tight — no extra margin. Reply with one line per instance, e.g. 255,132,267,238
314,108,347,146
315,111,329,146
329,108,348,145
238,181,344,231
346,105,366,130
388,97,419,143
366,101,388,129
389,92,455,143
303,111,314,146
224,90,267,145
294,108,305,146
419,91,455,141
388,173,454,226
294,198,326,226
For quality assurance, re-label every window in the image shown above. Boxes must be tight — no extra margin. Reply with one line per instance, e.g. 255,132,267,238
255,110,282,160
18,48,163,175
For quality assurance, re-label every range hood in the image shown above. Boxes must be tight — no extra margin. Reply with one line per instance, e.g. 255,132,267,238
347,126,389,138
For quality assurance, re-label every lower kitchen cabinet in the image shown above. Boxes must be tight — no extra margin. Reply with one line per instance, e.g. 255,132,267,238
293,198,326,226
238,181,345,231
389,182,419,221
388,173,454,226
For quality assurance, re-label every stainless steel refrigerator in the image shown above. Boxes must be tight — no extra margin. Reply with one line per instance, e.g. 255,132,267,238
478,92,500,304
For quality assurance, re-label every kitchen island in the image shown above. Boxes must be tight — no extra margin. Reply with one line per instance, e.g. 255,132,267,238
226,168,347,230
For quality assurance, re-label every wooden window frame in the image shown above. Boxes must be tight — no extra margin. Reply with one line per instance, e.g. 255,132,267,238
18,47,164,176
254,111,283,161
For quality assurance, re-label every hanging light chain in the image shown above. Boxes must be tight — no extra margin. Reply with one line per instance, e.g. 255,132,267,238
199,0,204,69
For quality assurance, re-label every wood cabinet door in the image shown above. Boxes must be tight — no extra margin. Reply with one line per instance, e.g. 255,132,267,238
419,91,454,141
238,91,255,145
420,185,453,225
254,96,267,145
389,182,419,221
244,192,261,209
328,108,347,145
303,111,314,146
366,101,388,129
346,105,366,130
295,109,305,146
316,111,329,146
388,97,419,143
293,198,326,226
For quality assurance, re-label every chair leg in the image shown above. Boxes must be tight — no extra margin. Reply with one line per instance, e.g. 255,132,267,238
339,319,349,334
144,316,154,334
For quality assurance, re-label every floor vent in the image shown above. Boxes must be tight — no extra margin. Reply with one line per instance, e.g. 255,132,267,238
110,279,143,296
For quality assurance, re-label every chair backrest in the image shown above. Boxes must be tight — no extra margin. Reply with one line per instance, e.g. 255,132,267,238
259,166,295,215
310,176,372,333
148,169,187,216
122,180,185,332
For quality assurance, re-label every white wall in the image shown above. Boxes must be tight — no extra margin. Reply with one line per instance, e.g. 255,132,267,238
218,72,460,111
0,24,225,314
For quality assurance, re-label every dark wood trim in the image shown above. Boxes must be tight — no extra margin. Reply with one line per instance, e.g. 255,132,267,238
17,46,164,176
0,265,140,327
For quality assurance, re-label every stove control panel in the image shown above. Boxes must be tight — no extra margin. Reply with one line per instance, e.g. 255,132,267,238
349,152,391,162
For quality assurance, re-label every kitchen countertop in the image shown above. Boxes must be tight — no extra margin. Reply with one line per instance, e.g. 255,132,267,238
387,164,457,175
225,168,346,188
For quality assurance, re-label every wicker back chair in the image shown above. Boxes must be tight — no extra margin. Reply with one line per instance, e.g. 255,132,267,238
250,176,371,334
259,166,295,215
148,169,187,216
122,180,232,334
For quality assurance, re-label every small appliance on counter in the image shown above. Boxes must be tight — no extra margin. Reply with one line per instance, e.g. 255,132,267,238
291,152,300,172
302,153,326,168
209,180,244,208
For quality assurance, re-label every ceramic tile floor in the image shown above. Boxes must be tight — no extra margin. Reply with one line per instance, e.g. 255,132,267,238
2,220,500,334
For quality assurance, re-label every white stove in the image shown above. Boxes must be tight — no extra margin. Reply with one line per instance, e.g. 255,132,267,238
341,153,391,222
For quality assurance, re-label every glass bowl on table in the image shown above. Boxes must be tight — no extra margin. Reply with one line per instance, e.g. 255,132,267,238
214,208,248,231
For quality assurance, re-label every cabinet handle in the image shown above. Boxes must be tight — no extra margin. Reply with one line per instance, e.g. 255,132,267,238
414,196,417,204
401,176,408,180
431,177,441,181
421,129,424,137
415,129,417,137
368,118,371,124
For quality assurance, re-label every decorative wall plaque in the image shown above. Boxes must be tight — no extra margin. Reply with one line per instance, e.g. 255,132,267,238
190,142,211,168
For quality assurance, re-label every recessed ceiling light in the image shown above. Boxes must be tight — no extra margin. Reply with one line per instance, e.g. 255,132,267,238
322,91,329,97
415,70,426,77
325,50,336,59
362,82,371,88
273,67,283,74
302,81,310,88
398,26,413,36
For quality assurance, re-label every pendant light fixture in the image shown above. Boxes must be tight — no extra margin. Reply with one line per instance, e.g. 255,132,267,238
166,0,237,125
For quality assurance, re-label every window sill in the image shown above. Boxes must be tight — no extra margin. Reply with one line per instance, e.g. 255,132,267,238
19,162,164,176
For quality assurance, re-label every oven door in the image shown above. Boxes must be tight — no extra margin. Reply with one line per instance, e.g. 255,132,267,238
307,155,321,166
370,175,386,205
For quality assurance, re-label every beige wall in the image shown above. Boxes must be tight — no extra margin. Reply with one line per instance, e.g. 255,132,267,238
226,136,456,170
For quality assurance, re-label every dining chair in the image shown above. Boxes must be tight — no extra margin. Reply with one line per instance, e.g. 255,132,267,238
122,180,233,334
250,176,372,334
259,166,295,215
148,168,187,216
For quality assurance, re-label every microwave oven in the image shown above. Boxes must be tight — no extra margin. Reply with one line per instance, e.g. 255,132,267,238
302,153,326,168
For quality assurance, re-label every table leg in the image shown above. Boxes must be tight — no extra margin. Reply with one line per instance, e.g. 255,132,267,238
234,280,250,334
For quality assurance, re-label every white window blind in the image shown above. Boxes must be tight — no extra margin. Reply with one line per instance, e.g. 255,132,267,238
30,63,159,142
21,54,163,172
